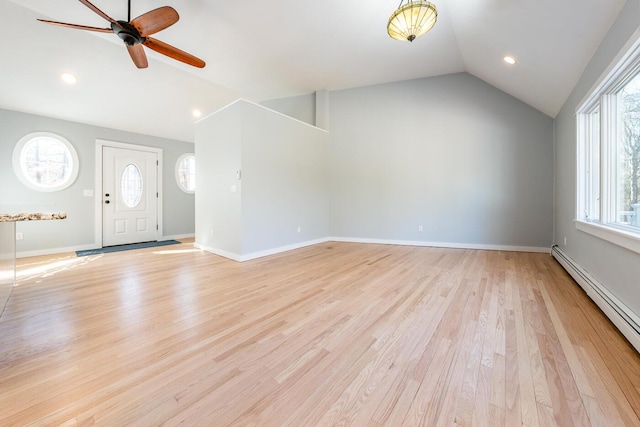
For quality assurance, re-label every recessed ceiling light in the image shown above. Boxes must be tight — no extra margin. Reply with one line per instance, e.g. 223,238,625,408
192,109,202,118
503,56,516,65
60,73,77,84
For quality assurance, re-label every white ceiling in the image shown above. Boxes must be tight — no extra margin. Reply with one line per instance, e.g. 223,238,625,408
0,0,627,142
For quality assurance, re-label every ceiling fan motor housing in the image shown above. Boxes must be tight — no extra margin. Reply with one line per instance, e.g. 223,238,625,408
111,20,144,45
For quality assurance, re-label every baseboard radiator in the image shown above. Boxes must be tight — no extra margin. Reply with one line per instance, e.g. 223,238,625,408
551,245,640,353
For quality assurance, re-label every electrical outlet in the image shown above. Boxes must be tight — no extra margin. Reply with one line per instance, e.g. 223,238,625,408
564,236,567,246
297,226,302,233
418,225,423,232
16,232,23,241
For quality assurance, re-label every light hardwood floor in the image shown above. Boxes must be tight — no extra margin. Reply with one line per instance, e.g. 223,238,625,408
0,241,639,426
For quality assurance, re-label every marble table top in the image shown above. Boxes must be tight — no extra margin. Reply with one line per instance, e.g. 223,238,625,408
0,212,67,222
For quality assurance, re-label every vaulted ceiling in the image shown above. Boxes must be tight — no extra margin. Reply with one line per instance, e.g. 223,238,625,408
0,0,626,141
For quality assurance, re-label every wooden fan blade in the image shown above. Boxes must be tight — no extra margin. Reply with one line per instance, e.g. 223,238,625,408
127,44,148,69
131,6,179,37
37,19,113,33
143,37,205,68
78,0,116,23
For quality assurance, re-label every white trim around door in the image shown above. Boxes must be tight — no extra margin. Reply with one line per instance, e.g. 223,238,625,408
95,140,163,249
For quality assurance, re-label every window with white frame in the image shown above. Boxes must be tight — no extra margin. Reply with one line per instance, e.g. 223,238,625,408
12,132,79,192
175,153,195,194
576,33,640,254
579,107,601,223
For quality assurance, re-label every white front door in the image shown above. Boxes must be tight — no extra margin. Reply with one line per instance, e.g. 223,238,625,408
102,146,158,247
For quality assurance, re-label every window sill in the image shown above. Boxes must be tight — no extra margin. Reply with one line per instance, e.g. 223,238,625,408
575,220,640,255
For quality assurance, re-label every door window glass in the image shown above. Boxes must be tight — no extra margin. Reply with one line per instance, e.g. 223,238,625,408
121,164,143,207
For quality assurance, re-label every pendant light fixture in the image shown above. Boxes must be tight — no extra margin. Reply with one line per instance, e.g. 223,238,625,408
387,0,438,42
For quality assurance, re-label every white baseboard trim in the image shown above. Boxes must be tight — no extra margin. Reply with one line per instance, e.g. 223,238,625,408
193,243,243,262
17,243,97,259
329,237,550,253
196,236,549,263
551,245,640,353
16,235,548,260
195,238,331,262
162,233,195,241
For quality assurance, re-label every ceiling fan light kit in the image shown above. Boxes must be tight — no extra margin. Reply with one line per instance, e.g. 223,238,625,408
37,0,205,69
387,0,438,42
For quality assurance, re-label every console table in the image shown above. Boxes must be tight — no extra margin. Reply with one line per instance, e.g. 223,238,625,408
0,212,67,316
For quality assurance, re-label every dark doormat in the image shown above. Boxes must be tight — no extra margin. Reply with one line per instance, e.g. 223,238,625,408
76,240,181,256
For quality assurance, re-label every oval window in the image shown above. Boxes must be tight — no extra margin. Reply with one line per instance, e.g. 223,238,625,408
176,153,195,194
121,164,143,208
12,132,79,192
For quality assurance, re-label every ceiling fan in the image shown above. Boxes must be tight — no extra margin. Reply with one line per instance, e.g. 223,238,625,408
37,0,206,69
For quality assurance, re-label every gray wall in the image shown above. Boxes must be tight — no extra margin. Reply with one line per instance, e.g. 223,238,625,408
261,93,316,126
554,0,640,316
329,73,554,248
194,104,243,255
0,108,196,255
241,101,329,254
195,100,329,259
